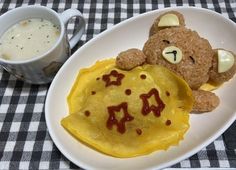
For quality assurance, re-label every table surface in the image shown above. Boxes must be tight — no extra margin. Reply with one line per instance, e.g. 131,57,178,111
0,0,236,169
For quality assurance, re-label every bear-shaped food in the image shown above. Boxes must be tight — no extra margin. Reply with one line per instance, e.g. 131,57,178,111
116,11,236,113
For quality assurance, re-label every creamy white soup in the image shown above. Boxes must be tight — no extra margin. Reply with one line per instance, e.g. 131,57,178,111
0,18,60,61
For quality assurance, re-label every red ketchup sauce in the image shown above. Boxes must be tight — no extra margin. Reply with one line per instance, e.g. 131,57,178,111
165,119,171,126
136,128,142,135
166,91,170,96
140,74,146,79
84,110,90,117
106,102,134,134
140,88,165,117
125,89,131,95
102,70,124,87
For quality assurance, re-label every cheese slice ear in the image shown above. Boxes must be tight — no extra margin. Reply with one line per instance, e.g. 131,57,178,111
158,13,180,27
218,50,235,73
62,59,193,158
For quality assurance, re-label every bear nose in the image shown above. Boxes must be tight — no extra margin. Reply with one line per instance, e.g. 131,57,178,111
162,46,182,64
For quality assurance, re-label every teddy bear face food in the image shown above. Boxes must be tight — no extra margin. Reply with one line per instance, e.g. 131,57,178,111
143,27,214,90
116,11,236,113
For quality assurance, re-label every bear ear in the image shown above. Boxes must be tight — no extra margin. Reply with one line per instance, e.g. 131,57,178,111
149,11,186,37
217,49,235,73
158,13,180,27
209,49,236,85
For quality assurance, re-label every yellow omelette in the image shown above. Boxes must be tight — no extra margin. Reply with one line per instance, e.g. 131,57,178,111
61,59,193,157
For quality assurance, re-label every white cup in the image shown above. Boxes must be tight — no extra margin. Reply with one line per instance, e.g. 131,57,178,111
0,5,85,84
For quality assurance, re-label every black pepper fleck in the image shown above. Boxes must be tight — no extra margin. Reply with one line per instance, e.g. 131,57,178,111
20,47,24,50
28,37,31,40
11,36,14,39
46,35,49,38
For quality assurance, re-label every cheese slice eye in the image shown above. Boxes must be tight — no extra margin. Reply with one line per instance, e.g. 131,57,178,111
162,46,183,64
61,59,193,158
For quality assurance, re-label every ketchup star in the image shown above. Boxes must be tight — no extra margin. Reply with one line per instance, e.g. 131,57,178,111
102,70,124,87
106,102,134,134
140,88,165,117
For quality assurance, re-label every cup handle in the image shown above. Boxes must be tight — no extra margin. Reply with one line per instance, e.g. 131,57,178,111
60,9,86,49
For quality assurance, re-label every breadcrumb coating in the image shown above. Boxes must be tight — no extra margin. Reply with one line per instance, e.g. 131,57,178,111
143,27,214,90
192,90,220,112
116,48,146,70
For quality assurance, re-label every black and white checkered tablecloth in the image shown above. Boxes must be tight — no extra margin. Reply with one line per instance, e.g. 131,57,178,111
0,0,236,169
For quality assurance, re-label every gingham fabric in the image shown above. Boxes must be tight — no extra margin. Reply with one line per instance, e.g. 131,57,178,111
0,0,236,169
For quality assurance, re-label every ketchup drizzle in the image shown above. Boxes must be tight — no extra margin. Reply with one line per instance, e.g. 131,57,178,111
84,110,90,117
166,91,170,96
125,89,131,95
136,128,142,135
140,74,146,79
106,102,134,134
139,88,165,117
102,70,124,87
165,119,171,126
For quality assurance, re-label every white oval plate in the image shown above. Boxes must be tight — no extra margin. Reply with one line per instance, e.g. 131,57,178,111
45,7,236,170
